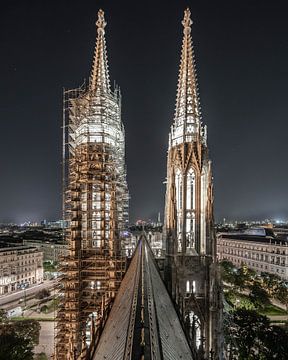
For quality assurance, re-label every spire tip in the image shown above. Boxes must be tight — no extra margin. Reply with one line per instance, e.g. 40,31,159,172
96,9,106,34
182,8,193,32
90,9,110,93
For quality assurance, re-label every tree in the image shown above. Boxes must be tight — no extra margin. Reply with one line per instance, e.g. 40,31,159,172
0,319,40,359
244,267,257,285
229,309,269,359
220,260,237,284
36,288,50,299
260,272,281,297
233,272,246,291
259,325,288,360
0,309,7,323
13,319,41,346
249,283,270,310
0,333,33,360
226,308,288,360
275,285,288,309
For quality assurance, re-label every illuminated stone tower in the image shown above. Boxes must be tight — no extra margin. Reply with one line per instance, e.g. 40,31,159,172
55,10,128,359
164,9,222,359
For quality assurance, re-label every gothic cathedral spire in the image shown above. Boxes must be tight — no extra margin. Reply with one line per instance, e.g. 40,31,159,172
56,10,129,359
164,8,222,359
171,8,205,149
90,9,111,94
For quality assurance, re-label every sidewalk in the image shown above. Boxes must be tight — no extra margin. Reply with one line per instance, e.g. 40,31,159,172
34,321,55,358
268,314,288,322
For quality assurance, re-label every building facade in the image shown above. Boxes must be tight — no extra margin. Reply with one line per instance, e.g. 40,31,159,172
0,245,43,295
55,10,129,359
217,230,288,280
164,9,222,359
23,240,67,263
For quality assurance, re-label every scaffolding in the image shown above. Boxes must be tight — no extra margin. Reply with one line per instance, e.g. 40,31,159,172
55,10,129,359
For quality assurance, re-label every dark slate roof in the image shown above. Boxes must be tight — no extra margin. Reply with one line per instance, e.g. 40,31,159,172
219,233,288,245
92,236,194,360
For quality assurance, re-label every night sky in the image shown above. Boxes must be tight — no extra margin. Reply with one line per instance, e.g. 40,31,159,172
1,0,288,223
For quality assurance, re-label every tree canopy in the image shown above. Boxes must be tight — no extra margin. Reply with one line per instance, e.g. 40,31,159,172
0,311,40,360
225,309,288,360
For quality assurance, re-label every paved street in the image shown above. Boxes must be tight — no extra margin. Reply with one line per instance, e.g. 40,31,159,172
0,279,57,308
34,321,55,357
268,314,288,321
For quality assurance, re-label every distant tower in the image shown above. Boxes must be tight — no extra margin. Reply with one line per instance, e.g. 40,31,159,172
55,10,129,359
164,9,222,359
157,211,161,224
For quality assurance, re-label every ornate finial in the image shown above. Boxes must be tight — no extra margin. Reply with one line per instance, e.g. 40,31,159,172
182,8,193,34
90,9,110,93
96,9,106,34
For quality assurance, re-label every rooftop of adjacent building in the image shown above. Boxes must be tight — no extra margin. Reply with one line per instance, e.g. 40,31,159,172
0,241,43,253
217,227,288,245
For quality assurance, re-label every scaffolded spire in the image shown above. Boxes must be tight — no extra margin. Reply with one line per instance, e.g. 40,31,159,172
90,9,111,93
56,10,129,360
173,8,201,137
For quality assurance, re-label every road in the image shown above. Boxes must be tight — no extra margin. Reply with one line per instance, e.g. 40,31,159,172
34,321,55,357
0,279,57,309
268,314,288,321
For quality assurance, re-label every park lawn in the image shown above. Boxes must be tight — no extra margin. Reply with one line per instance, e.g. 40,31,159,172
225,291,254,309
260,303,287,316
10,316,54,321
43,261,56,272
225,290,287,316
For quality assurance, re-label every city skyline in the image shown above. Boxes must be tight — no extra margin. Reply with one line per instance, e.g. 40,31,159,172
1,0,288,223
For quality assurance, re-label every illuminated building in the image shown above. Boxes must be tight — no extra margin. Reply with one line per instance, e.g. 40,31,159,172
55,10,129,359
217,229,288,279
164,8,222,358
23,240,67,264
0,245,43,295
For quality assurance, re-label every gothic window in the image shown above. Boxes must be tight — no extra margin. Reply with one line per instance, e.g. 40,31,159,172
175,168,182,212
186,168,196,249
186,280,190,294
186,168,195,210
200,168,208,254
189,311,201,349
178,233,182,253
92,238,101,248
186,125,193,133
175,169,183,252
186,280,196,295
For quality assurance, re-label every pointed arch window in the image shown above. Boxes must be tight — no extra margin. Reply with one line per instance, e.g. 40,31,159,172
186,212,195,249
175,169,182,212
186,168,195,210
186,168,196,250
175,169,183,253
189,311,201,349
